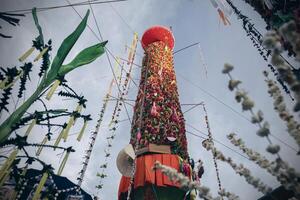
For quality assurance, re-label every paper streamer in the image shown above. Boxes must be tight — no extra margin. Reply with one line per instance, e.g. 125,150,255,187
19,47,35,62
57,151,70,175
32,172,48,200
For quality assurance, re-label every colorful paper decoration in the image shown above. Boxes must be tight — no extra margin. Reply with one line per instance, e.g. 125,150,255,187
127,32,138,65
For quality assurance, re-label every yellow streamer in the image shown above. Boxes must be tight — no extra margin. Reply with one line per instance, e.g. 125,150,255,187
32,172,48,200
62,116,75,142
77,120,88,142
19,47,35,62
36,136,48,156
0,70,23,90
54,128,65,147
46,80,60,100
25,119,37,137
57,151,70,175
73,104,83,125
0,149,18,186
34,47,49,62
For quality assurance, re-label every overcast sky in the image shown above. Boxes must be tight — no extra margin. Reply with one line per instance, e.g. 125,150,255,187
1,0,300,199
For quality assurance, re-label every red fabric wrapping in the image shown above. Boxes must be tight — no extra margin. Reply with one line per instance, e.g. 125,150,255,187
118,154,183,197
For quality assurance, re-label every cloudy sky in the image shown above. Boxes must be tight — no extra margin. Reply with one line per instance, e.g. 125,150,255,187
0,0,299,199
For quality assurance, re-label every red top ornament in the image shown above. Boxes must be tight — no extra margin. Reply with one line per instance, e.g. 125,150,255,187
141,26,175,50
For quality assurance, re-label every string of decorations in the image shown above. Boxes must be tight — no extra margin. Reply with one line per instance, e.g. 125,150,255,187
262,24,300,112
153,161,240,200
222,63,300,198
227,133,300,197
202,139,272,194
96,61,134,189
263,71,300,152
75,79,114,190
225,0,293,99
222,63,282,157
202,104,223,199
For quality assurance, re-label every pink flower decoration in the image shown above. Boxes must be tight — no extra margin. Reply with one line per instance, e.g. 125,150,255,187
136,130,142,142
151,102,159,117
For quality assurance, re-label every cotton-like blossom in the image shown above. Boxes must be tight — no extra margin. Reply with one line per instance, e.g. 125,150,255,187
153,161,223,200
241,97,254,111
228,80,242,91
222,63,234,74
202,140,272,194
235,90,247,103
251,110,264,123
256,122,270,137
266,144,280,154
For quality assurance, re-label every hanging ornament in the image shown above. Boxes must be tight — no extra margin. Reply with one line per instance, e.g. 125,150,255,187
36,136,48,156
136,130,142,142
46,80,60,100
0,70,23,90
0,149,18,186
172,108,180,123
77,119,88,142
151,102,159,117
34,47,49,62
18,47,35,62
32,172,48,200
54,124,67,147
25,118,37,137
57,147,73,175
167,136,176,142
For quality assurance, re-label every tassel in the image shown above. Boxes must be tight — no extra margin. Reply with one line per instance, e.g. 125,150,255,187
77,120,87,142
62,116,75,142
32,172,48,200
127,32,138,65
0,70,23,90
54,127,65,147
0,149,19,180
57,151,70,175
25,119,36,136
18,47,35,62
34,47,49,62
36,136,48,156
46,80,60,100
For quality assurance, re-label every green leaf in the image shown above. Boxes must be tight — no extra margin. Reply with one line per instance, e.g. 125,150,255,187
58,41,107,76
32,7,44,46
46,10,90,81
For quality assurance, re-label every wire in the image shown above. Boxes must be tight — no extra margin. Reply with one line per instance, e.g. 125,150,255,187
173,42,200,54
186,123,250,160
2,0,128,15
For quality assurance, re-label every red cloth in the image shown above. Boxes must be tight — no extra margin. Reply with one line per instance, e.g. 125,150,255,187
118,154,182,197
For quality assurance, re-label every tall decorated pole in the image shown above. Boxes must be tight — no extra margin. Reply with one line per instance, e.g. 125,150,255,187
117,26,193,200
